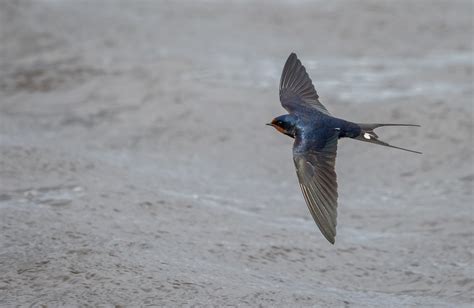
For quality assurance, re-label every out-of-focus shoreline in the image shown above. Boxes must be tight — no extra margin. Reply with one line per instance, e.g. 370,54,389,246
0,1,472,306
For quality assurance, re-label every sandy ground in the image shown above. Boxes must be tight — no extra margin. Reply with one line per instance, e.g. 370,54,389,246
0,0,473,306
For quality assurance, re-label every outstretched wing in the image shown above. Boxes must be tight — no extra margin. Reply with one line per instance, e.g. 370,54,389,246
293,132,339,244
279,53,330,115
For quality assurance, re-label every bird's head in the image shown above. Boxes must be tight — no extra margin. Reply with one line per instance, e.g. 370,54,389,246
266,114,296,138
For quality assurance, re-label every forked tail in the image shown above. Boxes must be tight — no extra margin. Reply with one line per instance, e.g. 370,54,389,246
355,123,422,154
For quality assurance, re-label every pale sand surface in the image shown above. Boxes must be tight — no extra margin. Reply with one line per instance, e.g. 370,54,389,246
0,1,473,306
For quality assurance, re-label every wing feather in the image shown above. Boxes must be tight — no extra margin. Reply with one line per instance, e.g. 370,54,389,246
280,53,330,115
293,133,339,244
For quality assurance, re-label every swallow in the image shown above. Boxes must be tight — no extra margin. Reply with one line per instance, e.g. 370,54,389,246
267,53,421,244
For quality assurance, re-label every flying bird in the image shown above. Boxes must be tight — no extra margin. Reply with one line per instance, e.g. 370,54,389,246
267,53,421,244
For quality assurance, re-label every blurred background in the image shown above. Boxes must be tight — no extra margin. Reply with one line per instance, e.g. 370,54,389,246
0,0,472,306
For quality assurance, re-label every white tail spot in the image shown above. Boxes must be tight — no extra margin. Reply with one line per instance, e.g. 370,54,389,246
363,132,371,140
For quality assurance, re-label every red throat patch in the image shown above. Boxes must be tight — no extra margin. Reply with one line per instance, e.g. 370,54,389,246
273,124,286,134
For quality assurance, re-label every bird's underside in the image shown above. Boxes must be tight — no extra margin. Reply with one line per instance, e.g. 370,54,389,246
274,53,421,244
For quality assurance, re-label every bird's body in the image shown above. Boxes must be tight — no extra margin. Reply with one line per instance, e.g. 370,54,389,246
272,113,361,141
268,53,421,244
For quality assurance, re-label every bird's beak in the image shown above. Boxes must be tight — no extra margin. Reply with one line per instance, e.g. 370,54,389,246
266,123,273,126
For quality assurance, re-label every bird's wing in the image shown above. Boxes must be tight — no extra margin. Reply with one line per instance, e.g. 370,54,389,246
293,132,339,244
279,53,330,115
